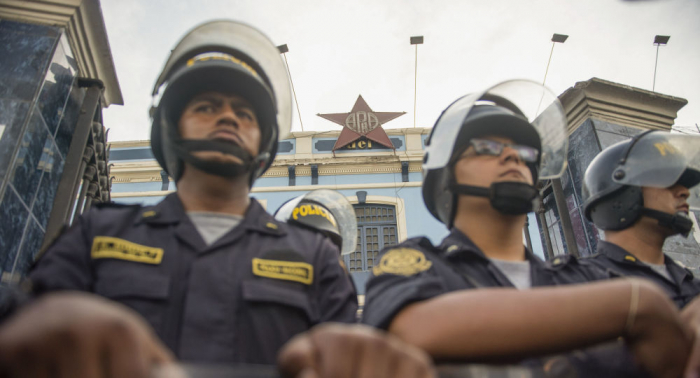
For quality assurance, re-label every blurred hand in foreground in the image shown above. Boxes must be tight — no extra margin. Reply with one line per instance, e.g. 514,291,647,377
278,323,436,378
0,292,173,378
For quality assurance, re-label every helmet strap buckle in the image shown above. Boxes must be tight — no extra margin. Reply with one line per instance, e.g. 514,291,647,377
641,208,693,237
451,181,538,215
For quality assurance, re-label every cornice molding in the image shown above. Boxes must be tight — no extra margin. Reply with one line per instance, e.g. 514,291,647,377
112,181,422,197
558,77,687,133
111,159,424,183
0,0,122,106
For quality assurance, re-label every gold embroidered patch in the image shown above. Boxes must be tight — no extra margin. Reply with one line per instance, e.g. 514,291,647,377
373,248,432,276
624,255,637,262
91,237,163,264
142,210,157,218
252,258,313,285
265,222,278,230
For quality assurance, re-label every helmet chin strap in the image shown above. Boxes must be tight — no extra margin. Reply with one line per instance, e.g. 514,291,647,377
172,137,268,178
451,181,538,215
640,208,693,237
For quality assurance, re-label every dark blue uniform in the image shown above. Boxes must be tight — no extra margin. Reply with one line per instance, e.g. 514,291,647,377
362,228,609,330
25,193,357,364
585,241,700,308
362,228,647,377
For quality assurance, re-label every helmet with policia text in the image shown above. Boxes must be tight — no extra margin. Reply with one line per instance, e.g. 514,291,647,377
422,80,569,227
150,20,292,184
274,190,358,255
582,131,700,236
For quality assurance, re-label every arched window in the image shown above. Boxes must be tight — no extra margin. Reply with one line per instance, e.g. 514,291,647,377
345,204,398,272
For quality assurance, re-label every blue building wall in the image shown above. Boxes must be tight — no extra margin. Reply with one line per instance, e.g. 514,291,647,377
0,20,85,278
112,172,445,243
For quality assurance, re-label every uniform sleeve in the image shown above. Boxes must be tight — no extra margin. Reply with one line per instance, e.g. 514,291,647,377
27,211,95,294
0,214,94,325
315,237,358,323
361,248,447,330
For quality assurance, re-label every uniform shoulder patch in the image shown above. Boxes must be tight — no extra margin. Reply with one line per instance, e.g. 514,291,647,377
373,248,432,277
252,258,313,285
91,236,163,264
624,255,637,262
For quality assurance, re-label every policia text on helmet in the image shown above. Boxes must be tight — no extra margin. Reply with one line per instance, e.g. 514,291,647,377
583,130,700,237
150,20,292,184
422,80,569,227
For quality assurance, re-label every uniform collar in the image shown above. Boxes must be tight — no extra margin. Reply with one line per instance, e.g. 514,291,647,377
439,228,544,267
241,199,287,236
137,193,286,236
597,240,691,284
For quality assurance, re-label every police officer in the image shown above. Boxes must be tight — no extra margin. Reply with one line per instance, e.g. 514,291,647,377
582,131,700,308
274,189,358,258
582,130,700,376
0,20,435,378
361,80,692,377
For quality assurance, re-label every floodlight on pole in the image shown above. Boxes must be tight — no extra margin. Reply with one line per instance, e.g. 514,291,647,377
652,35,670,92
278,44,304,131
410,36,423,128
543,33,568,86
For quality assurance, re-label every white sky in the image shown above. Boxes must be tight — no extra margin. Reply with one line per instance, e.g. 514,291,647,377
101,0,700,142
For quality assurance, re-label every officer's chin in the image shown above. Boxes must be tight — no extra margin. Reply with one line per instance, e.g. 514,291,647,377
493,177,534,186
191,151,244,165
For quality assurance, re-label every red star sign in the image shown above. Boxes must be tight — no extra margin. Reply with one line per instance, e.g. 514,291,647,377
317,95,405,151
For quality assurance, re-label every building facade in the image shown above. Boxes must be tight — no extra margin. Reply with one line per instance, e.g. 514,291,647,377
0,0,121,285
110,78,700,292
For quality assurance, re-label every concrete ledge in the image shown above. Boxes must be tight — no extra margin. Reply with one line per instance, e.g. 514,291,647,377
559,77,687,133
0,0,122,106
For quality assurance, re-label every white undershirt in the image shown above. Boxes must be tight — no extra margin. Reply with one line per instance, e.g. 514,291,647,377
187,212,243,245
644,262,673,282
491,259,532,289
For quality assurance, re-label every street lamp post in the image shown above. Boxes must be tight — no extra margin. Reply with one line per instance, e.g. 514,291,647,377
543,33,568,86
278,44,304,131
410,36,423,128
652,35,670,92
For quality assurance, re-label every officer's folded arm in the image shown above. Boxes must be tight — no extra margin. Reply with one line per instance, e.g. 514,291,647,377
388,278,692,377
681,296,700,377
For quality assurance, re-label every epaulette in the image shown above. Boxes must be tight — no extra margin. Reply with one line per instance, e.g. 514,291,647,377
547,254,574,269
415,236,437,252
262,219,284,235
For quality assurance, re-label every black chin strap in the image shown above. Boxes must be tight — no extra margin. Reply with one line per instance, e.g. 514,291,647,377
451,182,538,215
172,137,267,178
641,208,693,237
